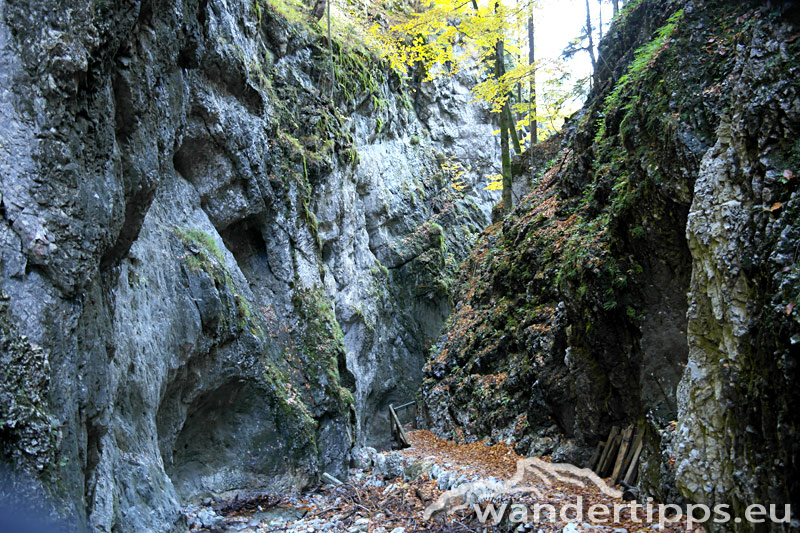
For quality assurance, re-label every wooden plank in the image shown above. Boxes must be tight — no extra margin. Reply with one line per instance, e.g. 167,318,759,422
595,426,619,475
623,437,644,485
600,434,622,477
610,426,633,480
597,426,619,476
389,404,410,448
389,405,397,442
611,425,634,481
588,441,604,471
389,405,398,441
618,426,643,483
596,426,620,476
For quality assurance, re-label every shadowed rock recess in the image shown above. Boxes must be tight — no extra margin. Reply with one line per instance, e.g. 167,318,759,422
0,0,498,529
420,0,799,530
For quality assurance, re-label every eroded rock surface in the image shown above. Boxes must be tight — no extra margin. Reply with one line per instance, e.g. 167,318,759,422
0,0,498,530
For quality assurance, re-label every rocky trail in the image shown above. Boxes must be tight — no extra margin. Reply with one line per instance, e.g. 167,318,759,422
185,431,700,533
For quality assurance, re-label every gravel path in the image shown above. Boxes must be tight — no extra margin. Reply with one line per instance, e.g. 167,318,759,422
184,431,702,533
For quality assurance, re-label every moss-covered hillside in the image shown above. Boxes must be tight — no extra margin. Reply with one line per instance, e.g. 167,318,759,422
420,0,800,525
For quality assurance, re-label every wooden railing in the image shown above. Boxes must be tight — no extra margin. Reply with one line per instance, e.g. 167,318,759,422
388,401,417,449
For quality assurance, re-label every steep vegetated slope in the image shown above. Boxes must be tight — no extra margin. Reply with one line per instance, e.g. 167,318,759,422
0,0,498,530
421,0,800,527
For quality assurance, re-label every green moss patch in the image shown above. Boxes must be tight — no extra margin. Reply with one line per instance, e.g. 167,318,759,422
175,227,264,336
289,288,355,416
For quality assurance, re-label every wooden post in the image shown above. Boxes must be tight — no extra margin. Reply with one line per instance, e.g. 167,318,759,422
599,434,621,477
595,426,619,475
389,404,410,448
389,405,397,442
611,425,634,481
617,426,643,483
623,436,644,485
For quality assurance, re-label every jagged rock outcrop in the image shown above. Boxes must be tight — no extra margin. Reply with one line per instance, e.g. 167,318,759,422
675,13,800,524
420,0,799,529
0,0,498,530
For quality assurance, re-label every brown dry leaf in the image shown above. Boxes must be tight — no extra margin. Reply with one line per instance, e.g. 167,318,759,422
786,302,795,316
765,202,784,212
220,429,710,532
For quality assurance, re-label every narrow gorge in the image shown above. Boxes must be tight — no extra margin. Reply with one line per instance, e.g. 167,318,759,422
0,0,798,532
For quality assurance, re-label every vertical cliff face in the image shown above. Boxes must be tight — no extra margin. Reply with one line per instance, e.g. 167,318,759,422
0,0,498,530
419,0,800,528
675,12,800,520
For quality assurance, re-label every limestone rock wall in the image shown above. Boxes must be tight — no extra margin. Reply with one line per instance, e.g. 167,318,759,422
0,0,498,530
675,13,800,523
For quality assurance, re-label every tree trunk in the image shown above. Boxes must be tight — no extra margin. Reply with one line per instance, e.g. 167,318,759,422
496,39,513,214
500,106,512,214
492,0,513,213
327,0,334,100
598,1,603,41
585,0,597,84
528,2,536,171
507,106,522,154
613,0,619,17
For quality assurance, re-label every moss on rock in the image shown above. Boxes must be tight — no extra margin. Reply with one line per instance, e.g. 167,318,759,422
0,292,58,477
290,287,355,417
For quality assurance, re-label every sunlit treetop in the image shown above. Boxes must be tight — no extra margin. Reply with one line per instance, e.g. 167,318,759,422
370,0,533,102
